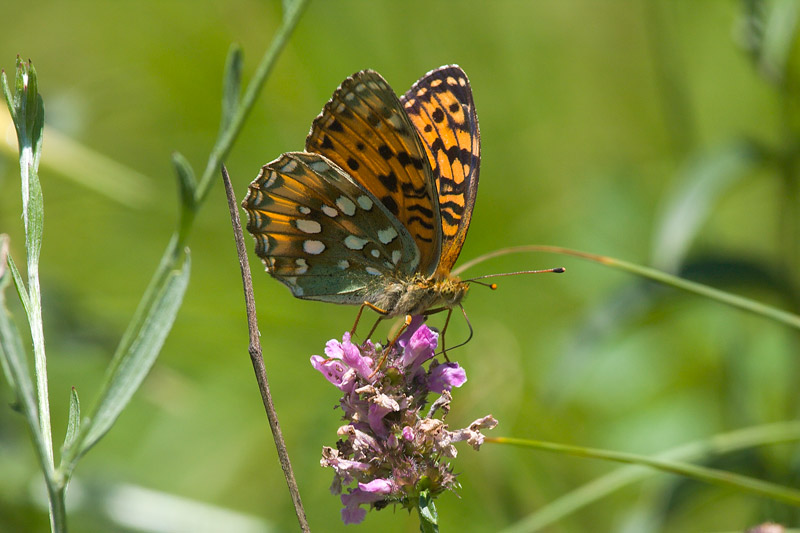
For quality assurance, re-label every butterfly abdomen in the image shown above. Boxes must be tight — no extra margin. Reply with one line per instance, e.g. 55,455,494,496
368,274,469,317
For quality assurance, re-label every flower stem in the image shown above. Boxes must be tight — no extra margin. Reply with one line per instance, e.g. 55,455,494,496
454,245,800,330
490,431,800,508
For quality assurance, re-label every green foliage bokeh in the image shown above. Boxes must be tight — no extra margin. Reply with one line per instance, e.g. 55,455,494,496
1,1,798,531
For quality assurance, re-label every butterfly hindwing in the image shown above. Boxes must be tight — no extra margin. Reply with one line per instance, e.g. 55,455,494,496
401,65,480,277
242,152,421,304
306,70,443,276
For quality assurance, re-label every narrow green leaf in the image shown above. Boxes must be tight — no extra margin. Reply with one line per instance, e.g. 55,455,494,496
76,250,191,458
417,490,439,533
651,140,765,272
0,236,49,477
25,166,44,268
219,44,243,136
6,251,31,318
62,387,80,454
171,151,197,211
1,68,15,122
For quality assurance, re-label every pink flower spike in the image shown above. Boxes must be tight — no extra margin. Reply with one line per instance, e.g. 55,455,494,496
396,315,426,349
340,479,394,524
310,355,348,388
358,478,395,494
324,338,346,360
341,504,367,525
340,333,374,379
368,403,394,438
401,323,438,369
427,362,467,393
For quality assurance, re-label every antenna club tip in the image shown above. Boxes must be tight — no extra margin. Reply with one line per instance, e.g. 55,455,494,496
555,267,566,273
490,283,497,290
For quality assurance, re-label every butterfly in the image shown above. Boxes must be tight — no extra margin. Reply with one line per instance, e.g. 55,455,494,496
242,65,480,322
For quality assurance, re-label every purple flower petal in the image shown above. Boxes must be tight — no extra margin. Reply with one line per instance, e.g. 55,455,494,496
340,479,394,524
324,338,346,360
340,332,375,379
358,478,394,494
427,362,467,393
310,355,348,387
401,323,438,369
396,315,426,350
341,504,367,525
368,403,394,439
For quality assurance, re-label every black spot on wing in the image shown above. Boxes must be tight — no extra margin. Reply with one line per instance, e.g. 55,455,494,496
379,171,398,192
381,195,399,216
378,144,393,159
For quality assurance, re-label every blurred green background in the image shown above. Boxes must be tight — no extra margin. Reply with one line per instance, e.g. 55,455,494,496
2,1,799,531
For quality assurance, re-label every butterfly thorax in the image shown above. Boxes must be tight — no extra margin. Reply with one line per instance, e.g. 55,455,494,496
368,274,469,318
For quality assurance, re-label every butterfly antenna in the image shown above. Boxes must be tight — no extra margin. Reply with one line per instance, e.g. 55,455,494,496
465,267,565,285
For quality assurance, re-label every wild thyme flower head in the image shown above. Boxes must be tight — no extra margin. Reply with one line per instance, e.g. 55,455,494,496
311,316,498,525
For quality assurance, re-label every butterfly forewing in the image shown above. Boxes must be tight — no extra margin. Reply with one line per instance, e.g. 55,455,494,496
401,65,480,277
306,70,443,276
242,152,421,304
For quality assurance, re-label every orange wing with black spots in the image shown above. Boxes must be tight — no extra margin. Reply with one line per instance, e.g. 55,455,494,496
401,65,481,278
306,70,443,277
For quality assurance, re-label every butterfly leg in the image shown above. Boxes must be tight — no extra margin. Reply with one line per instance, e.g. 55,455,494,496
351,301,390,337
439,307,454,361
420,305,473,360
420,306,451,360
369,314,413,378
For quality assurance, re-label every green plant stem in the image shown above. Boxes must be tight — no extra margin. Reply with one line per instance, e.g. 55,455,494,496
490,430,800,508
27,265,52,462
195,0,309,203
47,485,66,533
497,421,800,533
19,151,54,479
1,249,58,508
454,245,800,330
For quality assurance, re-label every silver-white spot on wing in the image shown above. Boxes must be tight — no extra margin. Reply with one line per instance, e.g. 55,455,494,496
295,219,322,234
310,160,330,174
336,196,357,216
344,235,367,250
377,227,398,245
357,195,373,210
303,240,325,255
